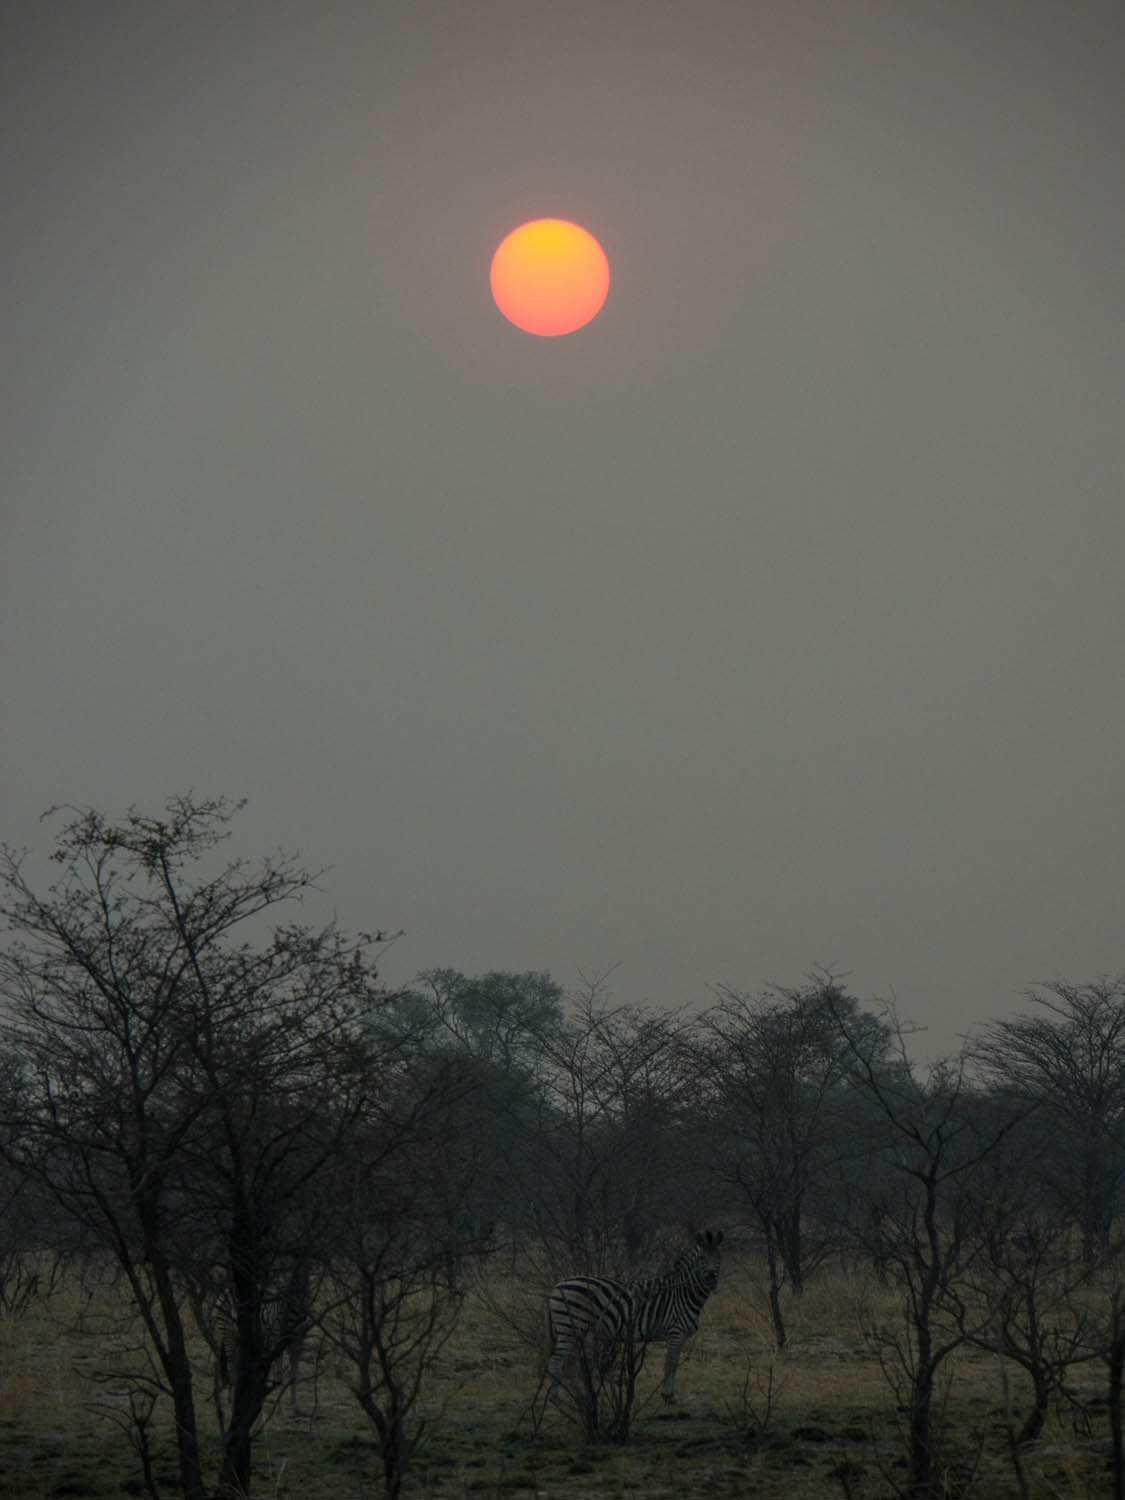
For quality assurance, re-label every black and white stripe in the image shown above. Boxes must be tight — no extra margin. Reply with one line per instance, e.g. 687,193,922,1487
546,1230,723,1403
212,1282,313,1412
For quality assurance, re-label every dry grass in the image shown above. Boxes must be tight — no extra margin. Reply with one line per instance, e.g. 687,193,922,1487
0,1248,1116,1498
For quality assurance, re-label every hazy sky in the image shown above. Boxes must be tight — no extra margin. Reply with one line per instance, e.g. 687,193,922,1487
4,1,1123,1057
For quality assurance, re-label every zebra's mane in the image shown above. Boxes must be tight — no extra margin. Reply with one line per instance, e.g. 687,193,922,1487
628,1243,708,1294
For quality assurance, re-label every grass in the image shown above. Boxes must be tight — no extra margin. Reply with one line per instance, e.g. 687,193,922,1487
0,1247,1116,1499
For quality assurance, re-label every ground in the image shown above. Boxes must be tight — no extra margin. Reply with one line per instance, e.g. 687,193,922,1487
0,1250,1113,1498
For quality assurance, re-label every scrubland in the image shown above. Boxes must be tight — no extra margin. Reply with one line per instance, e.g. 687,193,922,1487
0,1248,1112,1499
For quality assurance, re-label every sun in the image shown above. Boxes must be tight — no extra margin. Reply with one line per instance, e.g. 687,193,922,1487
489,219,610,337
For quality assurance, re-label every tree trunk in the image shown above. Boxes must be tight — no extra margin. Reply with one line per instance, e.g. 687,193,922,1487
355,1367,407,1497
216,1358,272,1500
1110,1295,1124,1500
214,1250,274,1500
167,1359,207,1500
1014,1365,1051,1446
145,1250,206,1500
778,1203,805,1297
908,1351,934,1497
764,1234,787,1350
908,1190,941,1498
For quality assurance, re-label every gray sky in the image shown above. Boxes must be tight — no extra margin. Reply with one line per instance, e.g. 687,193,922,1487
4,0,1123,1058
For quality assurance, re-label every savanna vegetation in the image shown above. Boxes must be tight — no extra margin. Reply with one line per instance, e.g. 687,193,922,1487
2,795,1124,1499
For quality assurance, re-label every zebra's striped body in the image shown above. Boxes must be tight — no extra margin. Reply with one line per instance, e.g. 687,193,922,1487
212,1283,313,1414
546,1230,723,1403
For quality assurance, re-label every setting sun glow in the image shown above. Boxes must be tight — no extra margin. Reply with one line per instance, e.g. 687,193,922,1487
489,219,610,337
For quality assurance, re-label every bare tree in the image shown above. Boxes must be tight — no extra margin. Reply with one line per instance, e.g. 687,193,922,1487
526,975,698,1274
972,978,1125,1265
829,999,1020,1498
697,975,884,1346
402,967,563,1071
955,1121,1099,1447
322,1057,492,1499
0,796,391,1500
0,1044,71,1317
376,968,565,1258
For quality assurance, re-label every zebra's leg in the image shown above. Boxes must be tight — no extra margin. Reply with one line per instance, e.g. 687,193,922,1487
531,1347,567,1434
543,1342,571,1408
537,1312,569,1418
660,1331,685,1403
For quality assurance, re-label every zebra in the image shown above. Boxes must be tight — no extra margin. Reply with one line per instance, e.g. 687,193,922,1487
544,1230,724,1404
210,1276,315,1417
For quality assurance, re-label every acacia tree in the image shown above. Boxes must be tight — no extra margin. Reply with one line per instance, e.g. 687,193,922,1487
526,976,697,1275
0,1042,71,1317
957,1130,1098,1448
404,967,563,1071
0,797,391,1500
376,967,565,1257
697,976,884,1346
830,1000,1022,1499
972,978,1125,1265
323,1052,493,1499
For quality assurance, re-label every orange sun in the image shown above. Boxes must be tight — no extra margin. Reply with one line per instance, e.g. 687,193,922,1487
490,218,610,337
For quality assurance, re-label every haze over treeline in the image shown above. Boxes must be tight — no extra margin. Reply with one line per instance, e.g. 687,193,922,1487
5,1,1124,1063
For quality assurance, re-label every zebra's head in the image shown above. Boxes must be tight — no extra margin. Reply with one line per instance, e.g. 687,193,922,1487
693,1229,723,1292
